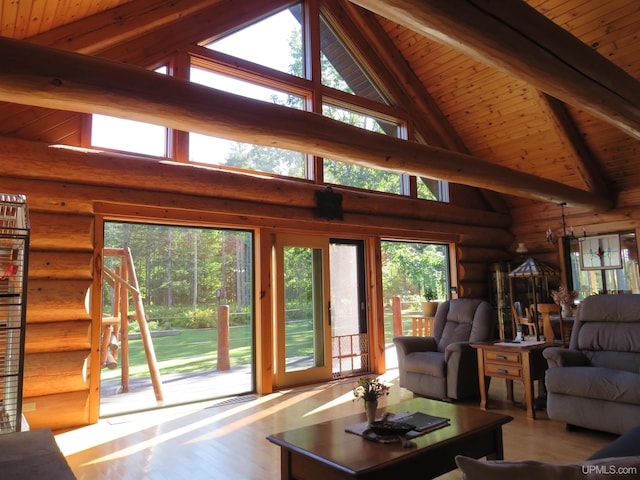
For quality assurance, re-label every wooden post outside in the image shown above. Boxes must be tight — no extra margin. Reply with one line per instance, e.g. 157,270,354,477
124,248,164,402
217,305,230,371
392,295,403,336
118,264,129,393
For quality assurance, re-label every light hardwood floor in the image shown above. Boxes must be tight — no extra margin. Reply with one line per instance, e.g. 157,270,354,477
57,368,616,479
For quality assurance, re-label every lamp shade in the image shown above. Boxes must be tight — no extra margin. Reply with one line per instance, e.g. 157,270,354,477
508,257,558,278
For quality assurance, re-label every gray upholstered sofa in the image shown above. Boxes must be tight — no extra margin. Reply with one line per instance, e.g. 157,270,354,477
543,294,640,435
393,298,494,401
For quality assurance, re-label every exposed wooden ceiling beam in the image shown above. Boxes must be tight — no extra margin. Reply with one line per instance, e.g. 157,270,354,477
29,0,294,57
28,0,219,54
0,36,612,210
333,0,509,213
326,0,463,151
348,0,640,140
0,136,512,233
537,92,611,199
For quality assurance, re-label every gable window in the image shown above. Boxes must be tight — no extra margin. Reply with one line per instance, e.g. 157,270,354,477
205,4,304,79
91,115,167,157
418,176,449,202
189,134,307,178
188,66,307,177
322,103,405,194
190,67,305,109
319,15,386,104
89,1,448,202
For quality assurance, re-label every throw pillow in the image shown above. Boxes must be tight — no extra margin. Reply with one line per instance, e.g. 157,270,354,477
455,455,640,480
455,456,576,480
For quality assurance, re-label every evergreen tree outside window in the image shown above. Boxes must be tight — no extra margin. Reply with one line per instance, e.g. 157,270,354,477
322,104,404,194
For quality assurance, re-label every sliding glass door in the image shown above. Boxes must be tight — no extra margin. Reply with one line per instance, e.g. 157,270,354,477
274,235,332,386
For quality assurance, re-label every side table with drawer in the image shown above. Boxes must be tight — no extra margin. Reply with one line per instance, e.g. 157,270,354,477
471,341,552,419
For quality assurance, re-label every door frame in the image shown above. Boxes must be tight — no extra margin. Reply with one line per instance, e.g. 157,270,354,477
273,233,332,387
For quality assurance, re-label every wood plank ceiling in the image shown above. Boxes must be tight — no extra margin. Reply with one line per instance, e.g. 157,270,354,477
369,0,640,212
0,0,639,216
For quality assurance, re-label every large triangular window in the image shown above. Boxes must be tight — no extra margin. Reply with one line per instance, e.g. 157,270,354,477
319,15,386,104
187,5,308,177
89,1,448,202
205,4,304,78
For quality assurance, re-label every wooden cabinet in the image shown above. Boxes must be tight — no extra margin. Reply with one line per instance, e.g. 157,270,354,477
504,260,554,341
473,341,550,420
489,263,512,340
483,350,522,379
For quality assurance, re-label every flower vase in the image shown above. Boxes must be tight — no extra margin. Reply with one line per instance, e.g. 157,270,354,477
561,303,572,317
364,399,378,426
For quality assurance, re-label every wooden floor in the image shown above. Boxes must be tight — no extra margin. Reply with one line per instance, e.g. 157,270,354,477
57,368,617,480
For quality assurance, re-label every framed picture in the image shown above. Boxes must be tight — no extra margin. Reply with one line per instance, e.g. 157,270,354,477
579,234,622,270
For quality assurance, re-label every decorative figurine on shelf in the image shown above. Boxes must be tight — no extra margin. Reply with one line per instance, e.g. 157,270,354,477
353,377,390,426
551,285,578,317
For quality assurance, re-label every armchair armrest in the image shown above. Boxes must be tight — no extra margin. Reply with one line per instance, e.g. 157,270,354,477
444,341,474,363
543,346,589,368
444,342,481,399
393,336,438,388
393,336,437,357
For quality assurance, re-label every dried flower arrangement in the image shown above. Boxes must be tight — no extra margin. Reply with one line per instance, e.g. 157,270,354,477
352,377,390,402
551,285,578,305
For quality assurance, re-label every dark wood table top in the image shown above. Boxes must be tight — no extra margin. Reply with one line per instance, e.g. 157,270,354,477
266,397,512,476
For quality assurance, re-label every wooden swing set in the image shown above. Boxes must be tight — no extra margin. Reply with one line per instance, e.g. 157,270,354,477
102,247,163,402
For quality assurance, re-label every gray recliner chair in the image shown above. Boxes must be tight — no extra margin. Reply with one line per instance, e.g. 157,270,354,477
543,294,640,434
393,298,495,401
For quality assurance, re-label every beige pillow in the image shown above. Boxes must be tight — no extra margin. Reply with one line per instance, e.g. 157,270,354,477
455,455,640,480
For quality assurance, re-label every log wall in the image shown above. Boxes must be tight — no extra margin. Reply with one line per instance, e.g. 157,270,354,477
509,198,640,286
1,135,513,430
6,115,638,433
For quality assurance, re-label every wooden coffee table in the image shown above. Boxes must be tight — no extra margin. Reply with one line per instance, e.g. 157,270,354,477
266,397,512,480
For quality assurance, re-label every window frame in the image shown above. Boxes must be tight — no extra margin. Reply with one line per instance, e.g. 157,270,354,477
87,0,448,202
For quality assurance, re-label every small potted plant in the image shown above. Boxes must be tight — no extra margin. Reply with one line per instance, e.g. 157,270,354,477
421,286,439,317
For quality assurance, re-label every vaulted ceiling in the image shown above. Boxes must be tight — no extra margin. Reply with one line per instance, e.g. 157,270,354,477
1,0,638,221
367,0,640,214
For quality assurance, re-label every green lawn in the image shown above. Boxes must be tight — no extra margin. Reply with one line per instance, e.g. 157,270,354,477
100,326,251,381
101,312,414,381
